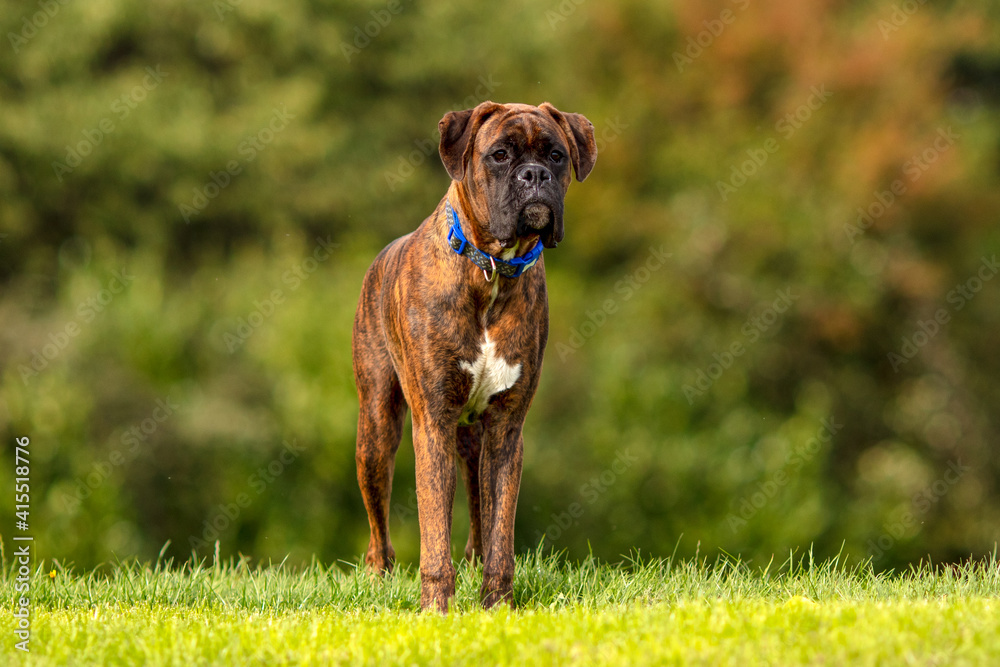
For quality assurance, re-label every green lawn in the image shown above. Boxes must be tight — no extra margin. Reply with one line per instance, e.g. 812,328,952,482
2,548,998,665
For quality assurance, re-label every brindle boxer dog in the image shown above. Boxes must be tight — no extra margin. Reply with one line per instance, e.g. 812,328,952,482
353,101,596,613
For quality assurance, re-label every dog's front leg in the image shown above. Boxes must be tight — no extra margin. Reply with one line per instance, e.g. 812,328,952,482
412,413,458,613
479,424,524,608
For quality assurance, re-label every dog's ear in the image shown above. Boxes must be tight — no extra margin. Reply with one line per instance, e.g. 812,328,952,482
539,103,597,182
438,101,504,182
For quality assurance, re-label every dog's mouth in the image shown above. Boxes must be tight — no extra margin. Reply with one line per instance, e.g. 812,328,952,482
512,202,554,244
518,203,553,232
496,201,563,250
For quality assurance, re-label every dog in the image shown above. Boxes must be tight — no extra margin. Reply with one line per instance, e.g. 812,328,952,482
353,101,596,612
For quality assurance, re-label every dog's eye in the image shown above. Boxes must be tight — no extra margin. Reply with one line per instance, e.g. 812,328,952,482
492,150,509,162
549,150,564,162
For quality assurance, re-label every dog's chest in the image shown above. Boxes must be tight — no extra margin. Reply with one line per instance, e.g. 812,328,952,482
458,333,521,425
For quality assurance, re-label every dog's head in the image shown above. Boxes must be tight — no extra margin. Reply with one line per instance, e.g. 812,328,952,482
439,102,597,250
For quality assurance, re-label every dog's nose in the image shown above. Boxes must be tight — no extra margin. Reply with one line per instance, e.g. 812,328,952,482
515,164,552,185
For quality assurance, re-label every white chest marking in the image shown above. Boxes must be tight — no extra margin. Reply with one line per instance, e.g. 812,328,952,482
458,333,521,424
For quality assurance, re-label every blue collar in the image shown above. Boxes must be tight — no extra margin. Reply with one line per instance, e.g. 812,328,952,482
445,202,543,280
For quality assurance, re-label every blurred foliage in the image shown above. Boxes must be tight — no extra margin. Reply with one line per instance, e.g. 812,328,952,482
1,0,999,570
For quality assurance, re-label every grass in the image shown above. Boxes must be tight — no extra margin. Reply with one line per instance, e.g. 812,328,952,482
1,545,999,665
